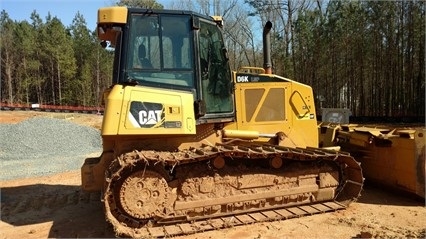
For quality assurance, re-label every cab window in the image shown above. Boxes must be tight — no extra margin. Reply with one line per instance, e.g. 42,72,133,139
198,20,233,114
126,14,194,89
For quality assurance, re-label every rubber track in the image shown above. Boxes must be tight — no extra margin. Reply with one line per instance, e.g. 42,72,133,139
131,201,345,238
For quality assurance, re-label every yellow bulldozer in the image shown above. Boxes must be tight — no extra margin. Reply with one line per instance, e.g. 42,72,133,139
81,6,364,237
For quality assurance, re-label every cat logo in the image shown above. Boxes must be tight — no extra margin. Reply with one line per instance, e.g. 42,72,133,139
128,101,164,128
138,109,162,125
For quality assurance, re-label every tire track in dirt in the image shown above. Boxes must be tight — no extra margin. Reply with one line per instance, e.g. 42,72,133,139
1,187,100,218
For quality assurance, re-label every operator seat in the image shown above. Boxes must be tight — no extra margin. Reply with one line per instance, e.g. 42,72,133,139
138,44,153,68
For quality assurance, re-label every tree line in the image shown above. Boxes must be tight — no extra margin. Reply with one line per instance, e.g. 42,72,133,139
0,10,113,107
1,0,424,118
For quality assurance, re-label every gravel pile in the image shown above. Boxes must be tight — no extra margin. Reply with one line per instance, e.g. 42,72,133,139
0,117,102,181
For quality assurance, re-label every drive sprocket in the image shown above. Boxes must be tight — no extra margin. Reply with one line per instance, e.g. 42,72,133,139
119,170,172,219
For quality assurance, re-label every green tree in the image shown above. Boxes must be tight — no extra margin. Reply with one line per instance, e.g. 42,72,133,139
0,10,15,104
41,13,76,105
29,10,46,104
13,20,36,105
69,12,95,106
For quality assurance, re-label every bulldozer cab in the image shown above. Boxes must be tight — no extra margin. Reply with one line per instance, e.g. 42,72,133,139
98,7,234,122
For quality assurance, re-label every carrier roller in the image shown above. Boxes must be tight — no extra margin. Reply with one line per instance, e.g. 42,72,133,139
103,144,364,238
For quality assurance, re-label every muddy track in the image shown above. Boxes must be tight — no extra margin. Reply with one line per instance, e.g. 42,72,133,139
104,143,364,238
134,201,346,237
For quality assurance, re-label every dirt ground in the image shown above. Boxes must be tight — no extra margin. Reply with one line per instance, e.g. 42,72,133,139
0,111,425,239
0,110,103,129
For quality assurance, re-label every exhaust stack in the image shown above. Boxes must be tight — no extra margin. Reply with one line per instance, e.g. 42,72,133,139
263,21,273,74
